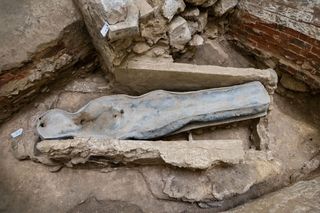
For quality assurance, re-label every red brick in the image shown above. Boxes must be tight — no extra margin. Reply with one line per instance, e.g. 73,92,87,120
299,33,320,46
253,23,280,37
239,12,259,23
279,26,301,38
255,40,269,51
306,52,320,61
311,46,320,55
289,38,312,50
243,25,260,36
245,37,257,47
0,73,15,86
283,49,305,61
278,64,297,75
287,44,302,55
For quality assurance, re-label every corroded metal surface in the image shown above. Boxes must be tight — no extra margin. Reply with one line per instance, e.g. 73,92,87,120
36,81,270,140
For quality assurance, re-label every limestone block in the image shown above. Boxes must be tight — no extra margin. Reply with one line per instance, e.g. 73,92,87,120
189,34,204,46
181,7,200,20
101,0,128,24
213,0,239,16
169,16,192,50
140,13,168,45
135,0,155,20
104,0,140,41
197,11,208,32
187,21,199,35
116,58,278,94
132,42,151,54
74,0,139,73
36,138,245,170
162,0,186,21
187,11,208,35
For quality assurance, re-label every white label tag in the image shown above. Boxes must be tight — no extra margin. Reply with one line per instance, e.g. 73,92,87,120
100,22,109,37
10,128,23,138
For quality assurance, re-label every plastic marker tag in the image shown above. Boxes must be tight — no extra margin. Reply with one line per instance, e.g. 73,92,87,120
10,128,23,138
100,22,109,37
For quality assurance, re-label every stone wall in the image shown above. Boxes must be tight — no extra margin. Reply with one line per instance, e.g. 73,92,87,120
229,0,320,92
0,0,96,124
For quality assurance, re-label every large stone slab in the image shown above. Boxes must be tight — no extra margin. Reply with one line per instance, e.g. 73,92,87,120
36,81,270,140
140,150,282,204
116,58,278,94
0,0,95,123
36,138,245,170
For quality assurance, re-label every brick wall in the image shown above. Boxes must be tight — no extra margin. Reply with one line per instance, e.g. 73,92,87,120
229,0,320,91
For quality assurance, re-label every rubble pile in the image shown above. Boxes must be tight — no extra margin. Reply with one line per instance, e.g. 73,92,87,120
74,0,239,73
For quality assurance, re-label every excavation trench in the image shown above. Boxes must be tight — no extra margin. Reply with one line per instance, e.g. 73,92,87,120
0,0,319,212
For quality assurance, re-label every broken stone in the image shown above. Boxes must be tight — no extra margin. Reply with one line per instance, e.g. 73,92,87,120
100,0,140,40
101,0,128,24
189,34,204,46
186,11,208,35
162,0,186,21
141,151,281,203
230,177,320,212
107,1,140,41
135,0,155,20
36,81,270,140
202,0,218,7
36,138,245,170
251,118,271,151
73,0,139,73
116,58,278,94
205,23,219,39
169,16,192,50
213,0,239,17
132,42,151,54
197,11,208,33
187,21,199,35
280,73,310,92
151,46,167,57
140,14,168,45
181,7,200,20
184,0,208,6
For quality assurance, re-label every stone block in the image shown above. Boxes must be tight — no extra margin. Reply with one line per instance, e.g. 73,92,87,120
116,58,278,94
36,138,245,170
214,0,238,16
169,16,192,50
162,0,186,21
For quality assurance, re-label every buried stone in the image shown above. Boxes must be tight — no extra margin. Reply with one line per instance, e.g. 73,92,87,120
36,81,270,140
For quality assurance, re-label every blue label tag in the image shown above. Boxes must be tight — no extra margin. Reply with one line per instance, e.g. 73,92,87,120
10,128,23,138
100,22,109,37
